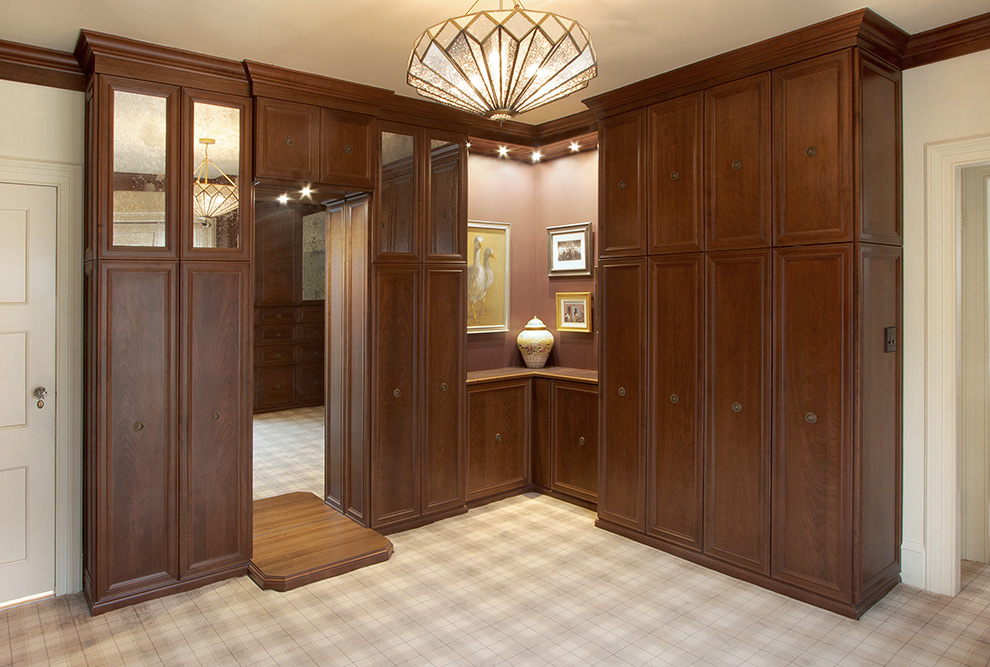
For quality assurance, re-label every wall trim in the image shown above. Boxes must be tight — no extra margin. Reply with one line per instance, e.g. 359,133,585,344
0,38,84,92
924,134,990,596
903,13,990,69
0,156,84,596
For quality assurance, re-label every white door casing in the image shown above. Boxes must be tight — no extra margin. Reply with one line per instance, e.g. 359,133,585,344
0,182,56,607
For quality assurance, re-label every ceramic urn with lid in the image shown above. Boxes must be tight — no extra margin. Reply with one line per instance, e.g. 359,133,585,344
516,316,554,368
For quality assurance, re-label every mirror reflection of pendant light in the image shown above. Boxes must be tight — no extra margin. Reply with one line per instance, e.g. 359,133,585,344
193,138,238,221
407,0,597,121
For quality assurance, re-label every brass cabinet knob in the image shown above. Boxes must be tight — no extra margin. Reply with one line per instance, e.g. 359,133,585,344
344,144,354,154
440,382,448,392
495,433,502,442
805,146,818,157
275,313,282,319
275,384,282,389
579,436,586,446
805,412,818,424
618,180,627,190
731,402,742,413
731,160,742,170
133,421,145,432
284,136,293,146
275,332,282,338
275,353,282,358
211,412,220,422
393,388,401,398
670,394,679,404
618,387,626,397
670,171,680,181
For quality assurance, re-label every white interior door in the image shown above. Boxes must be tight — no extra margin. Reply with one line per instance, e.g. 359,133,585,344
0,182,56,607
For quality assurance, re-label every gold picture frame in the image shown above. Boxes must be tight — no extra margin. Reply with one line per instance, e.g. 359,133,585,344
556,292,592,333
467,221,511,333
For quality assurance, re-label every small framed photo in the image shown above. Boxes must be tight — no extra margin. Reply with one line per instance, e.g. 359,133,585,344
547,222,592,277
556,292,592,333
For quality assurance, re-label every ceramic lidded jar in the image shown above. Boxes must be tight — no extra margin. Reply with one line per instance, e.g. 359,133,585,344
516,316,554,369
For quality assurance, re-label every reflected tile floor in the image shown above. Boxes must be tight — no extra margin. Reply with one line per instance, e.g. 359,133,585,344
253,406,325,500
3,494,990,666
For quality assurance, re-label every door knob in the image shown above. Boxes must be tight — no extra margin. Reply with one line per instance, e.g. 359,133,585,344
34,386,47,409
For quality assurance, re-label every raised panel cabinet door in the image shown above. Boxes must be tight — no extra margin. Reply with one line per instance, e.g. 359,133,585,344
254,200,300,306
648,253,704,551
648,93,704,254
97,261,178,600
254,97,320,181
320,108,375,189
598,258,647,531
426,132,467,262
180,262,251,578
550,381,599,504
600,110,647,257
773,50,854,246
466,380,531,501
858,53,902,245
773,245,853,602
705,73,771,250
704,250,771,574
423,266,466,514
372,265,421,527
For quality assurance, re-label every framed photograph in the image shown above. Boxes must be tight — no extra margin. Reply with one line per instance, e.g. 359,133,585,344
467,221,510,334
547,222,592,277
556,292,592,333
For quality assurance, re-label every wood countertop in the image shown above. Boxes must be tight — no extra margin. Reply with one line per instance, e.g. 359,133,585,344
466,366,598,385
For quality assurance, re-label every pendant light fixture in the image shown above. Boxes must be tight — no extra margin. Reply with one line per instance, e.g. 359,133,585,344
407,0,597,121
192,138,238,221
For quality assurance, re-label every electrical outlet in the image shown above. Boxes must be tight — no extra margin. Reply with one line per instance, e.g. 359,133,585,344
884,326,896,353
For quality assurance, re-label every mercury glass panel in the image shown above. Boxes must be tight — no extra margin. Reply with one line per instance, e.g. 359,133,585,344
112,91,167,247
192,102,241,249
379,132,417,255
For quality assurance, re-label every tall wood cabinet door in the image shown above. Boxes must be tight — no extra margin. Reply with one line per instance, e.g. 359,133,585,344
704,250,770,574
598,258,647,531
858,53,902,245
705,73,771,250
371,265,421,528
97,262,179,600
600,110,647,257
648,93,704,254
773,245,853,602
466,380,531,501
773,50,854,246
377,125,421,262
320,108,375,189
180,262,252,578
423,266,466,515
426,132,467,262
648,254,704,551
551,381,599,504
254,200,299,306
254,97,320,181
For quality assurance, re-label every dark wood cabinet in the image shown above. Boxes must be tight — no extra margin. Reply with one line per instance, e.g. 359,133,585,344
648,93,704,254
550,381,598,504
598,257,647,531
705,73,771,250
704,250,771,574
648,253,703,551
467,380,531,502
320,108,375,189
427,131,467,262
254,97,320,181
599,110,647,257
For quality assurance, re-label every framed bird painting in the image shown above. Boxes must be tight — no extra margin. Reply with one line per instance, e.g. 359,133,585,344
467,221,510,334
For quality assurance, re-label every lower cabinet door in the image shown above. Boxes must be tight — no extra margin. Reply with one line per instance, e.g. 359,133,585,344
648,253,704,551
467,380,530,501
550,381,599,503
180,262,252,577
772,245,853,602
371,265,421,527
704,250,771,574
96,261,179,600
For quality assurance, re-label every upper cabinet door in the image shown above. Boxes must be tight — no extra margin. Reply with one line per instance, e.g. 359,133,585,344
773,50,853,246
102,76,180,259
705,73,771,250
425,131,467,263
254,98,320,182
320,108,375,189
600,110,647,258
376,124,421,262
181,90,252,260
648,93,704,254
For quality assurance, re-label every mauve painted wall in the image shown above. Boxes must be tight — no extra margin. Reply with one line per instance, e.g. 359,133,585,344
466,150,598,372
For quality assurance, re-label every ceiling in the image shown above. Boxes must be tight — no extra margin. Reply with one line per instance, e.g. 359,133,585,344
1,0,986,124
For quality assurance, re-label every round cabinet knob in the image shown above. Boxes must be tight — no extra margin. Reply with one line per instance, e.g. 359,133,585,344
618,387,626,397
275,353,282,359
275,332,282,338
805,146,818,157
578,436,586,446
495,433,502,442
284,136,293,146
731,160,743,171
344,144,354,154
618,180,627,190
275,384,282,389
393,388,401,398
670,171,680,181
440,382,448,392
805,412,818,424
211,412,221,422
731,402,742,413
133,421,145,432
670,394,679,404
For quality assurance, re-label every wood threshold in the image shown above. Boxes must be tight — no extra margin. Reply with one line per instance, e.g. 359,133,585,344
249,492,393,592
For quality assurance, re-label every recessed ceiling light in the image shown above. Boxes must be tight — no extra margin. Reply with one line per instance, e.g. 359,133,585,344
570,141,580,152
277,194,289,204
497,146,509,158
300,186,313,197
532,151,542,162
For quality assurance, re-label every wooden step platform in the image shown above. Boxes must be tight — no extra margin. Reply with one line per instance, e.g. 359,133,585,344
249,492,393,592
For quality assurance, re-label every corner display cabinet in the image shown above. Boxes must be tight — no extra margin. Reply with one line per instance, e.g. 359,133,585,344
78,33,253,614
594,13,903,619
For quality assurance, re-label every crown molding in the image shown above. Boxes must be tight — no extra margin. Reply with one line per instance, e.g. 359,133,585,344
0,38,84,91
902,12,990,69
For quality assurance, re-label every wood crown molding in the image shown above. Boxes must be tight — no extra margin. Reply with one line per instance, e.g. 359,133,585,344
468,131,598,164
244,60,391,115
0,38,84,91
903,12,990,69
582,8,908,119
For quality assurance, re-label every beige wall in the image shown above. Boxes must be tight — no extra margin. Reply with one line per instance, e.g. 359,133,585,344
902,49,990,588
0,79,84,164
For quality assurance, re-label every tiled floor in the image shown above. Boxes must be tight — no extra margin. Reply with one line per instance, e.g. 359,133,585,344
3,493,990,666
253,406,325,500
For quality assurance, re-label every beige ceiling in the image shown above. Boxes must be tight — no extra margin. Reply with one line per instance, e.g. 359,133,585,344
2,0,986,124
